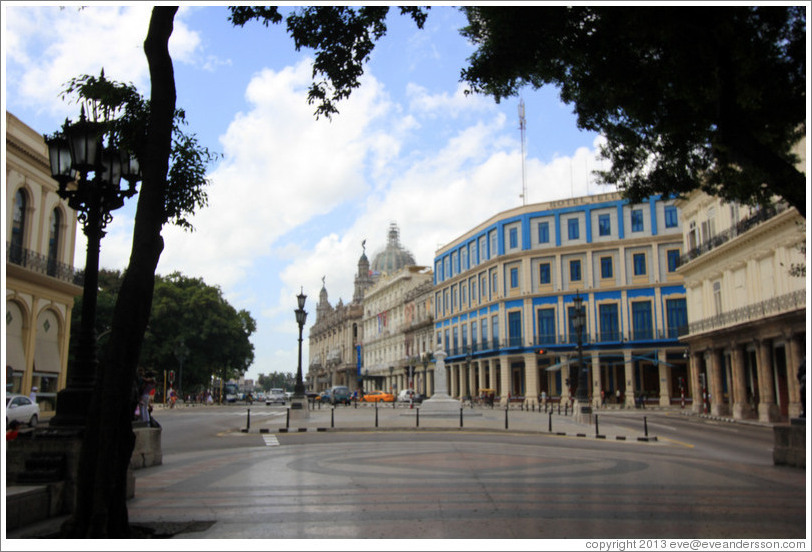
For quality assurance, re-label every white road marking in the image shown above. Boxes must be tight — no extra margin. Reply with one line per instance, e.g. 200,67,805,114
263,434,280,447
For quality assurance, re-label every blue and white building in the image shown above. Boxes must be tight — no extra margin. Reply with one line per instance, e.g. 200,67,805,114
432,191,688,408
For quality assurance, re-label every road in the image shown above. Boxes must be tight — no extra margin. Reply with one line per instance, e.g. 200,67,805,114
127,404,806,540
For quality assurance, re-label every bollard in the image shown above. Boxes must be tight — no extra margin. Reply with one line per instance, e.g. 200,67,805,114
565,403,568,416
548,411,552,432
416,407,420,428
246,408,251,431
331,407,335,428
375,402,379,428
460,407,464,428
595,414,599,437
286,408,290,429
505,407,509,430
644,416,648,437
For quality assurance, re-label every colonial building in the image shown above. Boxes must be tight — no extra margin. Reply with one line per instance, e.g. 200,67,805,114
433,191,688,408
361,265,434,395
676,189,806,422
5,111,83,413
403,278,435,396
306,245,374,393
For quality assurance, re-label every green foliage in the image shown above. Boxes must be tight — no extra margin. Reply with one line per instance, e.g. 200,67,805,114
229,6,429,119
459,6,807,217
58,70,217,230
70,270,256,394
256,372,296,392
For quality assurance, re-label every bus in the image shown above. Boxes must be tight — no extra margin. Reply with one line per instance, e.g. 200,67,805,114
224,382,239,403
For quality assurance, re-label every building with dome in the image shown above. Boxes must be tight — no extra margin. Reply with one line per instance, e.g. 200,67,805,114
370,223,416,276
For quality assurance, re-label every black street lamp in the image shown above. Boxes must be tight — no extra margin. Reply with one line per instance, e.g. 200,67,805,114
422,351,432,396
45,107,140,427
293,288,308,404
572,292,590,405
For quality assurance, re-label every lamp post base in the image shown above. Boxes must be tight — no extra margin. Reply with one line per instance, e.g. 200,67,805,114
48,386,94,428
573,400,593,425
289,397,310,420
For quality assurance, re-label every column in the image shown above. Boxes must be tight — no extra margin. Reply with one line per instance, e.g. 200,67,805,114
730,343,754,420
478,360,486,395
591,353,602,408
499,357,510,406
624,349,635,408
523,353,538,408
690,351,703,414
756,339,779,422
468,361,477,398
59,303,73,391
786,333,803,419
449,363,458,398
710,348,729,416
489,358,497,395
658,350,671,407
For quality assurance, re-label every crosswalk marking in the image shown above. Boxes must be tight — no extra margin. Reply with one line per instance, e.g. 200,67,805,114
262,434,280,447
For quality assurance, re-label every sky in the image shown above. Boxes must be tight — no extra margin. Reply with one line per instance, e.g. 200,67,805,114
2,3,612,383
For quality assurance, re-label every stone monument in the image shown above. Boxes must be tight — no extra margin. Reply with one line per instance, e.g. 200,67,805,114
420,350,460,415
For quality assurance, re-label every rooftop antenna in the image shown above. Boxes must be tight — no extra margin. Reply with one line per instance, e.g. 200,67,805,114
519,98,527,206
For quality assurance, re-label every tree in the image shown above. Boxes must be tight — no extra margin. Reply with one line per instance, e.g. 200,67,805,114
459,6,807,217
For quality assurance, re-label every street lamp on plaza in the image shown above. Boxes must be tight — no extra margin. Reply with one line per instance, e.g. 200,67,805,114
45,107,141,427
292,288,308,406
572,292,591,418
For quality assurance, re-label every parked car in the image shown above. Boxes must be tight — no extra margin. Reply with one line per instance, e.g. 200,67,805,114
397,389,423,403
316,390,332,403
265,388,286,405
324,385,352,405
6,394,40,428
360,390,395,403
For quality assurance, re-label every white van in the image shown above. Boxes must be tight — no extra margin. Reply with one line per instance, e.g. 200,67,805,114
265,388,286,405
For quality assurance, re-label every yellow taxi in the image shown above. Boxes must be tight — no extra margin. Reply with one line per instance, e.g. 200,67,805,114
360,390,395,403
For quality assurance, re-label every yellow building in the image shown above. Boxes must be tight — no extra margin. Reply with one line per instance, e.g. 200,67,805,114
5,112,82,413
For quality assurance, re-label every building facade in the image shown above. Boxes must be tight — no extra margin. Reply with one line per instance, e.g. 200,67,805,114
361,265,434,395
307,247,373,393
676,191,806,422
6,111,83,413
433,191,688,408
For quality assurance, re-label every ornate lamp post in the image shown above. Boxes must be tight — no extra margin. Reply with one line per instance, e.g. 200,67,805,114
45,107,141,427
292,288,308,412
572,292,592,420
422,352,431,396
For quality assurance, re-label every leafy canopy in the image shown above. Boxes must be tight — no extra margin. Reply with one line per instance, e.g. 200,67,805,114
459,6,807,216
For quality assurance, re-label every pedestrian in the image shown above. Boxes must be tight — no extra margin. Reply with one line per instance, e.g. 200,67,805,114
138,370,156,423
29,386,37,404
615,388,621,406
600,389,606,407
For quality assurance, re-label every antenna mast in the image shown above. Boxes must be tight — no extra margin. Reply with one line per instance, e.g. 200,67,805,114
519,98,527,206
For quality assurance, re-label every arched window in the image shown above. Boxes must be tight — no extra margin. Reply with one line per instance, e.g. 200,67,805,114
10,189,27,264
47,208,61,275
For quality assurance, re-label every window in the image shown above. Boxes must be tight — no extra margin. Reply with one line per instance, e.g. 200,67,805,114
539,262,551,285
479,236,487,262
631,301,653,340
461,324,468,350
481,320,488,349
713,281,722,315
451,285,457,311
666,298,687,338
451,252,458,276
470,242,477,267
491,271,498,295
508,227,518,249
471,279,478,303
471,321,478,349
538,221,550,243
633,253,646,276
508,311,522,347
567,304,587,342
510,267,519,288
599,303,620,341
631,209,644,232
480,275,488,301
600,256,613,279
461,283,468,306
443,257,450,280
664,205,679,228
536,308,555,343
491,315,499,346
461,247,468,271
570,259,582,282
47,209,61,276
10,189,26,263
598,214,611,236
489,230,497,259
452,326,459,354
667,249,680,272
568,218,580,240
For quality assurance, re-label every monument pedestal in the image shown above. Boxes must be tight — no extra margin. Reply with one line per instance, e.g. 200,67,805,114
420,350,461,416
573,400,593,425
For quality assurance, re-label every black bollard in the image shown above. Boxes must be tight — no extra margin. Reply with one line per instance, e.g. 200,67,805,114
595,414,599,437
286,408,290,429
644,416,648,437
331,407,335,428
375,402,379,428
416,407,420,428
565,403,568,416
505,407,509,430
460,407,464,428
246,408,250,431
548,411,552,432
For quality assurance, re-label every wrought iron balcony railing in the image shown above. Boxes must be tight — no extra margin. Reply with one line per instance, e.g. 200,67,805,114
6,242,84,286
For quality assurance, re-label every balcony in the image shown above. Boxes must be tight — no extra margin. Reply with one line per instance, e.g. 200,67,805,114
679,202,788,267
6,242,84,287
682,289,805,337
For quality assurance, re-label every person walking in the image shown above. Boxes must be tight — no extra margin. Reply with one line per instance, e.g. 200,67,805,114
138,370,156,422
29,386,37,404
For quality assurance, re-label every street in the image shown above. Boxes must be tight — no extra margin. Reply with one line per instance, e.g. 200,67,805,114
123,404,807,539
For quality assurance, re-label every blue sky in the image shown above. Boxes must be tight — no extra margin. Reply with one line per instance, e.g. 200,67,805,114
3,4,611,382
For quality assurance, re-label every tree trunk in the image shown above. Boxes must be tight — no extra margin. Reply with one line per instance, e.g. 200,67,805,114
61,6,178,538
